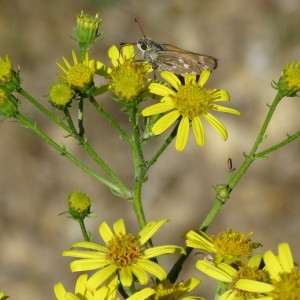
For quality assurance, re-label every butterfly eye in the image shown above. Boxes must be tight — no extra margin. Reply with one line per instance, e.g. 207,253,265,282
139,42,148,51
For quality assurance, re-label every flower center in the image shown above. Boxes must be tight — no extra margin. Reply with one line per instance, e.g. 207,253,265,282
270,269,300,300
67,64,94,90
106,233,143,267
109,60,149,102
212,229,257,264
173,84,214,119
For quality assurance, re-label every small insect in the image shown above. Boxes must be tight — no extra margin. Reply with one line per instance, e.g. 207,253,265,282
131,19,219,76
227,158,236,172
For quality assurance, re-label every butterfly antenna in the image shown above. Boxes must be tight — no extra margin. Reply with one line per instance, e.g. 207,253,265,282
135,17,147,38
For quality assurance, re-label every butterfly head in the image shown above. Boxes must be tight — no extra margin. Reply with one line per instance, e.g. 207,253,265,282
137,38,164,54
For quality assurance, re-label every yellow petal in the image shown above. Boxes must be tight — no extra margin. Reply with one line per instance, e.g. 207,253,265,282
113,218,126,235
142,102,175,116
198,69,210,87
149,82,174,97
119,265,133,287
152,110,180,135
196,260,233,282
108,45,121,67
278,242,294,273
160,71,181,90
121,45,135,60
192,117,205,146
235,279,274,293
138,219,169,245
213,104,241,115
203,113,228,140
176,116,189,151
99,220,114,243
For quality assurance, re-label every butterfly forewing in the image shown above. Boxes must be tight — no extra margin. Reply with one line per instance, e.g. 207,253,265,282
134,36,218,76
160,44,218,74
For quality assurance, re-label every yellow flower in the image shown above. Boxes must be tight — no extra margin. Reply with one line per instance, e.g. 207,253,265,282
54,273,155,300
63,219,185,290
0,291,8,300
142,70,240,151
0,55,13,85
274,60,300,96
235,242,300,299
186,229,261,265
54,274,112,300
49,82,72,108
96,45,152,103
196,254,268,299
0,55,20,93
56,50,96,91
148,278,203,300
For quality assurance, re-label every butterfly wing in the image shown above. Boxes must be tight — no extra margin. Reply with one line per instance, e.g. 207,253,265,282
157,44,218,75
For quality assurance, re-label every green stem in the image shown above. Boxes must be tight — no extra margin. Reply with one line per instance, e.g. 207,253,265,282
78,219,90,241
128,107,148,230
89,96,130,141
63,108,81,140
256,130,300,158
81,142,132,199
18,87,71,133
78,98,85,138
228,91,284,191
144,124,178,173
14,112,125,196
18,88,131,198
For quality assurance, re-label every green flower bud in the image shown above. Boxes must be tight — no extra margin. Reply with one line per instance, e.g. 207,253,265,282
49,82,72,109
0,89,18,119
75,11,102,49
273,60,300,97
0,55,21,93
68,191,92,221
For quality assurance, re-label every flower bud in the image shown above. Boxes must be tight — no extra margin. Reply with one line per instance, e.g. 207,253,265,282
49,82,72,109
68,191,92,221
75,11,102,49
0,55,21,93
0,89,18,118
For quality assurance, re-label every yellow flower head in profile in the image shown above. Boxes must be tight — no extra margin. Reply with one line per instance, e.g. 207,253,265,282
63,219,185,291
235,242,300,299
186,229,261,265
96,45,152,103
148,278,203,300
196,254,268,300
0,55,13,85
0,291,8,300
54,274,155,300
0,55,21,93
56,50,96,91
273,60,300,97
142,70,241,151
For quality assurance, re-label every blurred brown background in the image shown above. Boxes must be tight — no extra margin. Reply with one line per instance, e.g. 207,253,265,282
0,0,299,299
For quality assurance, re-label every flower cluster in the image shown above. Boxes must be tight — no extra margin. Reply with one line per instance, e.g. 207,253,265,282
58,218,206,299
186,229,300,299
62,219,184,289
